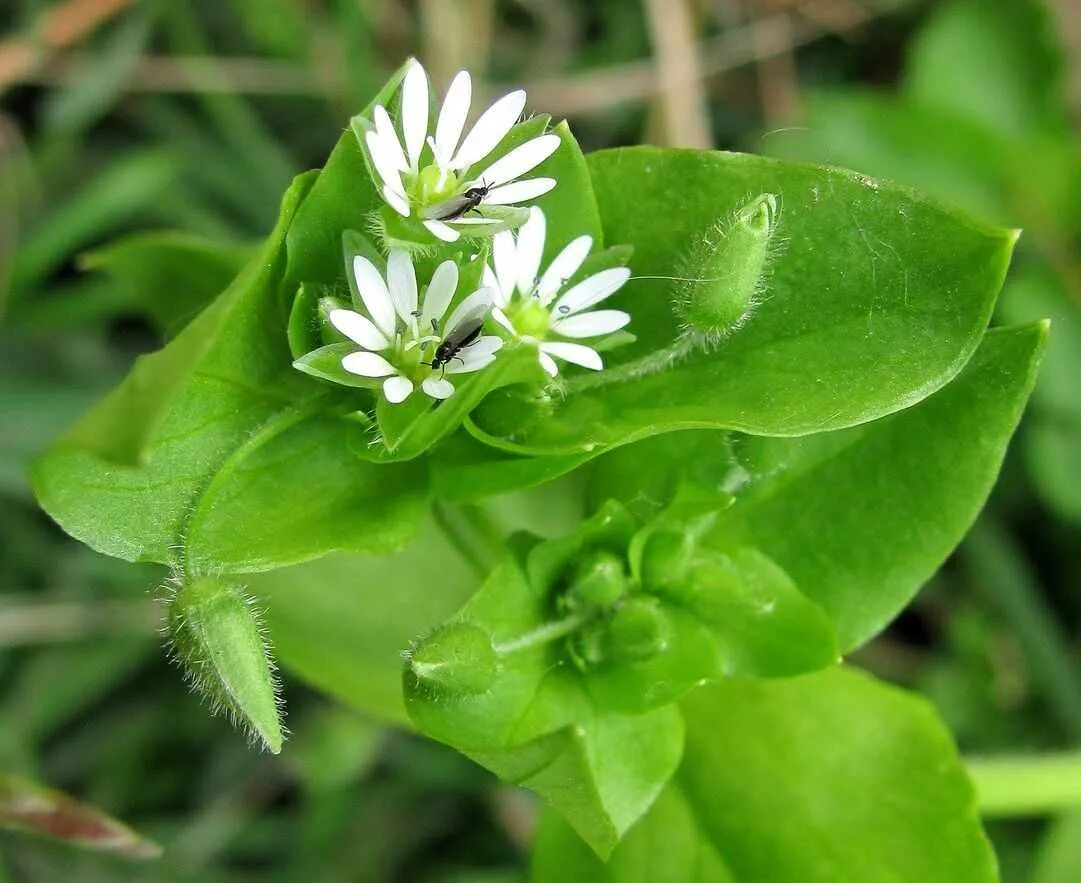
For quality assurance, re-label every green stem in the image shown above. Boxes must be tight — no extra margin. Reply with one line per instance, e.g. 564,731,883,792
494,609,594,655
967,752,1081,816
564,337,694,393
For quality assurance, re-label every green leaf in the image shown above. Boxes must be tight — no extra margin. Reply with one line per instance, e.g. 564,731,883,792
182,407,427,572
251,518,480,727
404,537,683,857
284,61,410,287
534,668,996,883
532,788,734,883
32,172,427,571
471,147,1015,455
703,322,1045,650
81,231,251,338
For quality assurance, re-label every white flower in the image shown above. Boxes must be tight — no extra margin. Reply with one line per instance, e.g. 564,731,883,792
329,250,502,404
363,60,560,243
483,208,631,377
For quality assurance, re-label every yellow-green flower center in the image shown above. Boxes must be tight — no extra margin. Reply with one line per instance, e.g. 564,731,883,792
408,163,461,207
507,297,551,338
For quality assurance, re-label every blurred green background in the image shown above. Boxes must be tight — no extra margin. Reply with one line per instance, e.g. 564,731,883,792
1,0,1080,880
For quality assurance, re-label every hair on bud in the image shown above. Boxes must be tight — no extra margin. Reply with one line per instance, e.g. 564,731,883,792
165,575,285,754
673,193,781,345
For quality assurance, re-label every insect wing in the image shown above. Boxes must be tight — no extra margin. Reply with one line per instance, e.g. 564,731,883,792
425,194,475,222
442,302,491,349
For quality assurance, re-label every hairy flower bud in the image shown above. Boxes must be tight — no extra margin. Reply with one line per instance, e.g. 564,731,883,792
167,577,284,753
675,193,779,343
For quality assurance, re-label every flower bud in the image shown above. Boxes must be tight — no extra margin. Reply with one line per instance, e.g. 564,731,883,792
407,623,498,697
605,598,668,662
569,549,627,609
168,577,284,753
675,193,779,343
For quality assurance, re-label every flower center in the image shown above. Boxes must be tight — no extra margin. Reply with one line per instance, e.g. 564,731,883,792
408,163,460,207
508,297,551,339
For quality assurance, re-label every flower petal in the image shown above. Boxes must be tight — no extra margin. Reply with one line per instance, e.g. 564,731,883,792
492,230,517,305
353,255,397,336
401,62,429,169
423,219,460,242
491,306,517,335
445,287,494,332
464,334,503,359
342,351,397,377
383,375,414,403
329,308,389,350
365,130,404,192
552,309,631,338
539,341,603,370
383,184,410,217
536,234,592,304
434,71,471,167
372,105,409,171
552,267,631,318
483,178,556,207
537,349,559,377
477,134,560,187
422,376,455,399
445,354,496,375
516,207,546,294
387,249,418,326
482,264,504,307
422,260,458,327
452,89,527,170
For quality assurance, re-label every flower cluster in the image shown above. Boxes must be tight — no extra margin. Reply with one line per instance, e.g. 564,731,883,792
303,59,634,407
363,62,560,243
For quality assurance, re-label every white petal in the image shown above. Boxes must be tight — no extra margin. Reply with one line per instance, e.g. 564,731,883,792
491,306,517,335
492,230,517,305
401,62,429,169
422,376,455,399
422,260,459,327
329,309,389,350
537,350,559,377
537,235,592,304
353,256,397,337
342,351,397,377
551,309,631,338
516,207,546,294
482,264,505,307
445,287,494,332
464,334,503,359
365,130,404,193
434,71,471,166
387,250,418,325
372,106,409,172
476,135,560,187
483,178,556,207
448,217,501,225
383,375,414,403
446,354,496,375
552,267,631,318
451,90,527,170
423,219,460,242
383,184,410,217
539,341,603,370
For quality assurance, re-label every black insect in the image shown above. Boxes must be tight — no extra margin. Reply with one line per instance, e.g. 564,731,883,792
425,303,490,375
427,181,492,221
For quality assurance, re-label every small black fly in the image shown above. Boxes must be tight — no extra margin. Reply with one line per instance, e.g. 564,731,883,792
425,303,490,375
427,182,492,222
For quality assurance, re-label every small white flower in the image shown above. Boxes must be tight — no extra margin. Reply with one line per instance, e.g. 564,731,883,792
363,60,560,243
330,250,502,404
483,208,631,376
